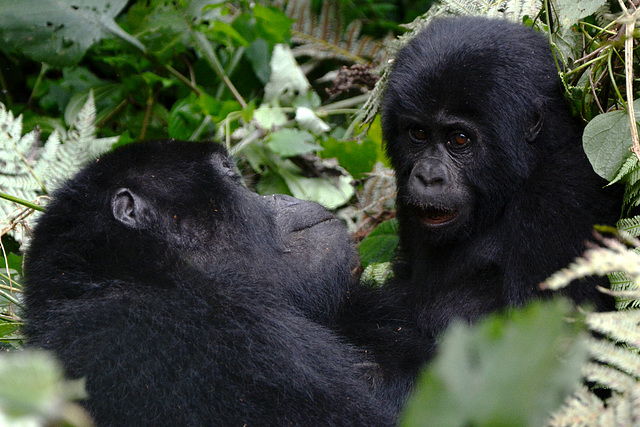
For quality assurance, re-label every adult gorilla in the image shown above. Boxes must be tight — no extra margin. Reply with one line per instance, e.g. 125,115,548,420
381,17,620,341
24,140,394,426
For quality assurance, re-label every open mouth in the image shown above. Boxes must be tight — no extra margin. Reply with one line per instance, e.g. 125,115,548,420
419,207,458,226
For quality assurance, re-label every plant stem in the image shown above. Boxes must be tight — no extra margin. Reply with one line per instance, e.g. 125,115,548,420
617,0,640,160
193,32,247,108
0,192,44,211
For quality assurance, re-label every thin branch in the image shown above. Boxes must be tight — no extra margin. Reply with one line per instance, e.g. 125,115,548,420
617,0,640,160
193,32,247,108
165,64,203,96
0,192,44,212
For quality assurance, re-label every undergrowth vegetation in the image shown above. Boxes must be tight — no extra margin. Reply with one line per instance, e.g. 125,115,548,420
2,0,640,425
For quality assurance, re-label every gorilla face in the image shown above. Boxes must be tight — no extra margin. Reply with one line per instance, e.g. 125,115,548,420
382,17,558,242
121,150,354,288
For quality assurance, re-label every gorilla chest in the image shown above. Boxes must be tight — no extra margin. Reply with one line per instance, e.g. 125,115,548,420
409,255,505,332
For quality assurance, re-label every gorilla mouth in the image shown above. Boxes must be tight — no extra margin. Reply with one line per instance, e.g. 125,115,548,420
292,215,336,232
419,207,458,226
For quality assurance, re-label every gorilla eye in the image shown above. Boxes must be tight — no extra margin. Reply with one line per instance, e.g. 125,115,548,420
449,132,471,146
409,127,428,142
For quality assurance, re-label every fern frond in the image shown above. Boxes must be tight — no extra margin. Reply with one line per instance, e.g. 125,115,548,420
548,385,604,426
617,216,640,237
361,262,394,287
586,310,640,347
286,0,388,64
583,362,637,393
587,337,640,379
609,154,638,185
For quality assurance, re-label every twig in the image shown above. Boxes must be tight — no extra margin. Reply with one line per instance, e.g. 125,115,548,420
193,32,247,108
617,0,640,160
0,192,44,212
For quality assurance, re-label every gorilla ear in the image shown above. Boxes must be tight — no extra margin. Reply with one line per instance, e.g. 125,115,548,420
112,188,147,228
525,110,544,143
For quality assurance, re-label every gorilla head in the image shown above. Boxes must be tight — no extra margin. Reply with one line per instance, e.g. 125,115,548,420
381,17,618,332
26,140,356,323
24,140,392,426
383,17,565,242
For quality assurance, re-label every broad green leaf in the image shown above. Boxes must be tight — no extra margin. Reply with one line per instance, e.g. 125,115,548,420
253,105,287,130
583,100,640,180
281,159,355,209
0,350,91,425
168,97,203,140
245,39,271,84
358,219,399,267
0,323,20,339
253,4,294,43
321,137,382,179
0,0,136,66
401,300,588,427
266,129,323,157
256,171,291,196
263,44,310,103
554,0,606,29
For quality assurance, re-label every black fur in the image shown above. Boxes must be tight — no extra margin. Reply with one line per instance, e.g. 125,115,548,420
24,140,394,426
382,16,620,336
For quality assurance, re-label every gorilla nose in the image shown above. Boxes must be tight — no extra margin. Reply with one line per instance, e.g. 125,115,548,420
271,194,334,232
408,161,450,198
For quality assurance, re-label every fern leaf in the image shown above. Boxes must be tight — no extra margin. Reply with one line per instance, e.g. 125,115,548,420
609,154,638,185
33,92,118,192
617,216,640,237
583,362,637,393
586,310,640,347
548,385,604,426
587,337,640,379
361,262,394,287
287,0,388,64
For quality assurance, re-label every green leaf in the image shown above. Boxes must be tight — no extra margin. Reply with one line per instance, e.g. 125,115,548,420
168,97,202,140
266,129,323,157
321,137,381,179
0,323,20,339
583,100,640,180
278,159,355,209
401,300,588,427
208,21,249,47
263,44,310,103
253,105,287,130
0,350,91,425
553,0,606,29
245,39,271,84
253,4,294,43
358,219,399,268
0,0,133,66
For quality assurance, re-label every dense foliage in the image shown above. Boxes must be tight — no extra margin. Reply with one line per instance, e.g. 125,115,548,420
2,0,640,425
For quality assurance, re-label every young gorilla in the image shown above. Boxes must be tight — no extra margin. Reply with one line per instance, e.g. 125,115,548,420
24,140,394,426
384,16,621,335
341,16,621,408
